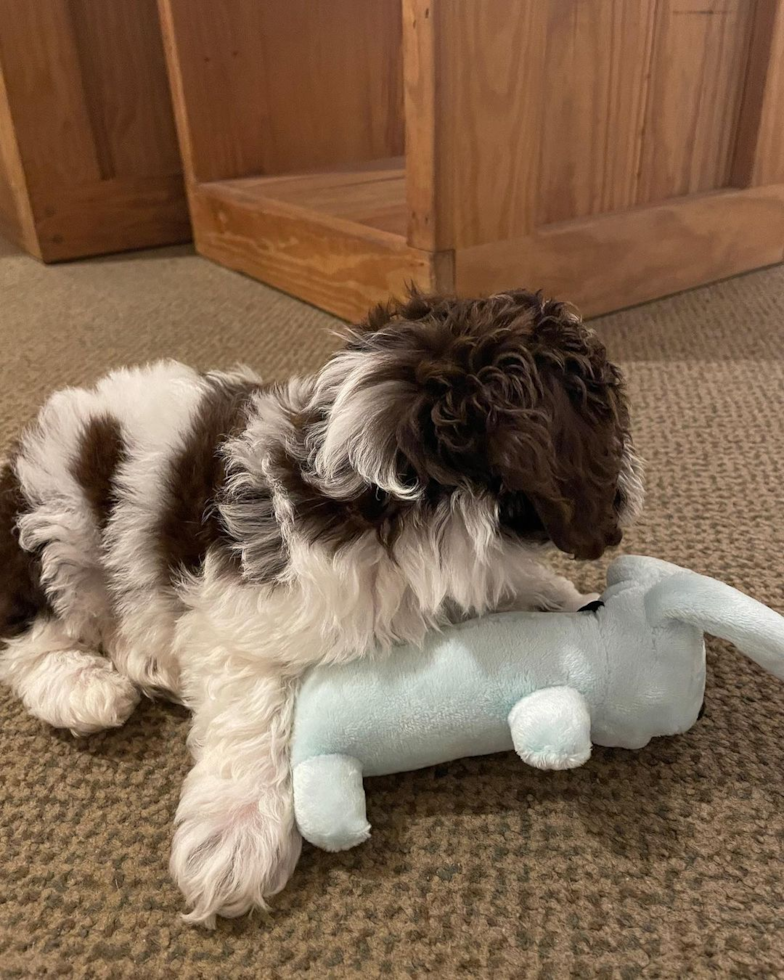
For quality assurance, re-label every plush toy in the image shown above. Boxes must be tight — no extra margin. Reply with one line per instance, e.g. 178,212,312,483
291,556,784,852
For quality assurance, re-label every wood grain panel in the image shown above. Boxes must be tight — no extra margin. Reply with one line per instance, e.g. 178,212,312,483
405,0,550,250
535,0,657,225
636,0,755,203
0,0,102,192
33,175,190,262
731,0,784,187
448,0,549,248
0,56,37,254
0,0,188,259
403,0,448,250
159,0,403,185
193,180,447,322
235,159,407,236
456,185,784,318
157,0,267,183
70,0,181,180
257,1,403,174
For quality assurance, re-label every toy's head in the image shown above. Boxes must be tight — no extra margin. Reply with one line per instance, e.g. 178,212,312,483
593,556,784,750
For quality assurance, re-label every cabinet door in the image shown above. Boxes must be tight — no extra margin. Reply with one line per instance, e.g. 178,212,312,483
407,0,784,315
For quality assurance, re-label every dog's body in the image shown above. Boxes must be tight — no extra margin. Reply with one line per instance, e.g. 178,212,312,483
0,291,643,925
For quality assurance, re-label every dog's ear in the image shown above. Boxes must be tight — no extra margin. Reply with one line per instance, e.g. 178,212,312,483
309,322,425,500
312,290,474,499
311,288,630,560
492,368,625,560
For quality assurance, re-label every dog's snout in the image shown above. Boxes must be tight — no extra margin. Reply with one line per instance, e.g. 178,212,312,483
574,526,622,562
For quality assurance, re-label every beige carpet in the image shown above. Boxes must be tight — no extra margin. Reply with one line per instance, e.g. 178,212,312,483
1,234,783,979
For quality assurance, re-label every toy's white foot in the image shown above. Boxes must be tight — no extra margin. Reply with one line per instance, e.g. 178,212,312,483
293,754,370,852
509,687,592,770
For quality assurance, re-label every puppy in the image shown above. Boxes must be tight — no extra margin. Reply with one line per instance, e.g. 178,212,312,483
0,289,643,925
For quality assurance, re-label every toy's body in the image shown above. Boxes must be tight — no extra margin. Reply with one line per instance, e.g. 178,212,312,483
292,557,784,852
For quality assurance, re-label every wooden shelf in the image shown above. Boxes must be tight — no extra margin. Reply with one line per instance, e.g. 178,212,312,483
218,158,408,238
160,0,784,321
191,159,447,322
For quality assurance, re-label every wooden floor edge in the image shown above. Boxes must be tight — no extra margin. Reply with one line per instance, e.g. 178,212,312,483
455,184,784,317
32,175,191,261
199,178,413,255
192,181,452,320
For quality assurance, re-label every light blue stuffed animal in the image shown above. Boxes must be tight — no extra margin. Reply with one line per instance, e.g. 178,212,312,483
292,556,784,852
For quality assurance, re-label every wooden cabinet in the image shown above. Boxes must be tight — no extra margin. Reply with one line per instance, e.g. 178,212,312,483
0,0,190,261
159,0,784,320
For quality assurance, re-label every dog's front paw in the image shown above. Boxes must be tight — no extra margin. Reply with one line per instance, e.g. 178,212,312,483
563,591,601,612
170,768,302,928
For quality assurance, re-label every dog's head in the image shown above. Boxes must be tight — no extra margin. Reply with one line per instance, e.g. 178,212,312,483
310,289,643,561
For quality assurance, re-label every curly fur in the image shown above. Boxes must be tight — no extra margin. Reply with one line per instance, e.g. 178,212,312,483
0,288,643,927
310,290,636,559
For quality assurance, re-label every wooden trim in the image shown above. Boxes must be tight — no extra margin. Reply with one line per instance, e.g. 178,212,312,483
192,179,451,321
731,0,784,188
157,0,203,191
34,175,190,262
0,51,39,256
455,185,784,318
403,0,451,251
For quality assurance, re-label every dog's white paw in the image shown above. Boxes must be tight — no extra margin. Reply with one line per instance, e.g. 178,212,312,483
556,591,602,612
170,768,302,928
574,591,602,610
4,647,140,735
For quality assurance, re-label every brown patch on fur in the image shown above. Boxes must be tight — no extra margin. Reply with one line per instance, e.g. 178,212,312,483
192,288,635,579
157,378,264,582
0,457,49,638
341,289,631,561
218,463,289,584
72,415,126,529
270,436,407,555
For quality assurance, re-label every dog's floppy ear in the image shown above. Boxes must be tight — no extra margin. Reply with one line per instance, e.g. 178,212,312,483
491,372,624,561
308,310,429,499
310,291,480,500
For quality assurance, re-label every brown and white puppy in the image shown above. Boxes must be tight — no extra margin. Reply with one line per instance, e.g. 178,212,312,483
0,289,643,925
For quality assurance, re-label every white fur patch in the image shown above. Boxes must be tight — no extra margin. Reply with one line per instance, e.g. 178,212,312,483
0,354,606,927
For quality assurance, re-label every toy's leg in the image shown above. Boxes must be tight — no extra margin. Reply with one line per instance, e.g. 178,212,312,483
293,754,370,852
509,687,592,770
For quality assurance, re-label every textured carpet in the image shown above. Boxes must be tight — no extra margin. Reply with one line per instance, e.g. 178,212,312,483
1,234,783,979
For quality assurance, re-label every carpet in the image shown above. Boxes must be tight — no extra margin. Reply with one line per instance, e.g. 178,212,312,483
1,234,783,978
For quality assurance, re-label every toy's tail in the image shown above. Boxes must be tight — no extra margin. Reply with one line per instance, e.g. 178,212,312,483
645,571,784,679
